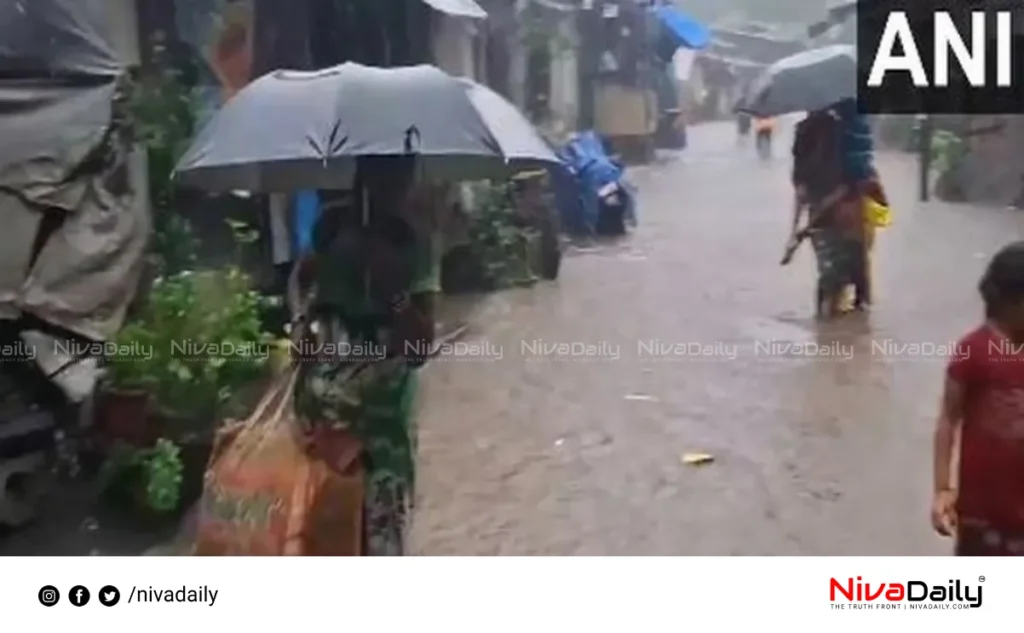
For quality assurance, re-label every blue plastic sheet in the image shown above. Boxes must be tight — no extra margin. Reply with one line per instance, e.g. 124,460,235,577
550,131,635,236
293,190,321,255
835,99,874,181
654,6,711,50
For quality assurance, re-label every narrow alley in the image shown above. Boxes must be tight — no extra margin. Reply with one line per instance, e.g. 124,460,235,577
411,121,1024,555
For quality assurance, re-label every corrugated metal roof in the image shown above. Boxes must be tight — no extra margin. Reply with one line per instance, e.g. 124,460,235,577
531,0,577,12
421,0,488,19
706,28,804,66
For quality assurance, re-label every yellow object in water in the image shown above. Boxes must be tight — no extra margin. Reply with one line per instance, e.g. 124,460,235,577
864,197,892,228
681,452,715,466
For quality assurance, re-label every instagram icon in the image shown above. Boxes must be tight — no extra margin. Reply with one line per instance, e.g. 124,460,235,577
38,585,60,606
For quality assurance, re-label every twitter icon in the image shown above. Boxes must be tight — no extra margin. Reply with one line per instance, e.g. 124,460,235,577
98,586,120,606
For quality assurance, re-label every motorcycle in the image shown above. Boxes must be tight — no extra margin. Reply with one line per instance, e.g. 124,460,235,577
551,131,637,238
595,180,630,235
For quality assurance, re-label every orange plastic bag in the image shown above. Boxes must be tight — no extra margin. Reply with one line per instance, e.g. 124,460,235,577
194,369,364,555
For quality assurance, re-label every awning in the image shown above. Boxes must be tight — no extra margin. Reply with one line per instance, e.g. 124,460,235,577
807,1,856,38
0,0,122,76
807,0,1024,37
531,0,576,12
653,6,711,50
700,53,765,69
422,0,487,19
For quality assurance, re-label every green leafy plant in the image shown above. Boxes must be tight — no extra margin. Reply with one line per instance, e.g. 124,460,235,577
104,321,160,392
464,182,536,289
225,218,261,265
931,130,967,178
143,439,184,513
105,267,272,421
99,439,184,514
121,37,199,277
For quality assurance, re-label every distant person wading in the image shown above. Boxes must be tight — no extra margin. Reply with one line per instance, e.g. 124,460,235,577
754,116,775,158
784,103,889,319
736,113,751,145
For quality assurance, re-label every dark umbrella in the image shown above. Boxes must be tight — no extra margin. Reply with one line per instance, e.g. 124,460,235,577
174,62,559,192
735,45,856,117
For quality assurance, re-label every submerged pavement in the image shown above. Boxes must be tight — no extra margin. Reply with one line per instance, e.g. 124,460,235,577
411,121,1024,555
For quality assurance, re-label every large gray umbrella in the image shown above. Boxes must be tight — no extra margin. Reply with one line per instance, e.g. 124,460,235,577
174,62,558,192
736,45,856,117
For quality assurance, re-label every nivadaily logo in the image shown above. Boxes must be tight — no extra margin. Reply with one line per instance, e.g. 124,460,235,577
830,576,984,609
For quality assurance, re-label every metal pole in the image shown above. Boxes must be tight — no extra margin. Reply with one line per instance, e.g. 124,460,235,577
918,114,932,202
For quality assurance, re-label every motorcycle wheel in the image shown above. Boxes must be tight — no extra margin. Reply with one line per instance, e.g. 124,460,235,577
596,201,626,236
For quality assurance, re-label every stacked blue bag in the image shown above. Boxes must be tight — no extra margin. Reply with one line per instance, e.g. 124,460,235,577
834,99,874,181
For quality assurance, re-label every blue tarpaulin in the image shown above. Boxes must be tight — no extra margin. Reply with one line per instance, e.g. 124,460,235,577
835,99,875,181
293,190,321,255
654,6,710,50
551,131,635,236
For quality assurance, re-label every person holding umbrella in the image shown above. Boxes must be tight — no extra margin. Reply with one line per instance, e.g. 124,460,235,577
289,156,440,556
748,45,889,316
177,62,561,554
787,107,864,317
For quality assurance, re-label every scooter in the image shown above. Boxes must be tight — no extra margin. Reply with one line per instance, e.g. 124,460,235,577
553,131,637,238
595,180,630,235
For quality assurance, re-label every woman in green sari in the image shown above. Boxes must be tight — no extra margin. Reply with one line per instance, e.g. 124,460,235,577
290,156,440,555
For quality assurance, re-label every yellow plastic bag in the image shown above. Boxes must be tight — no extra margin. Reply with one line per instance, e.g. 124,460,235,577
865,197,892,228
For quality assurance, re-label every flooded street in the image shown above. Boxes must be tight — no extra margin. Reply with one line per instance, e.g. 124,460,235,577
411,121,1024,555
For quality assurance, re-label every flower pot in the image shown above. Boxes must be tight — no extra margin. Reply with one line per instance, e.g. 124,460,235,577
98,431,206,530
148,408,216,512
177,435,212,511
100,473,183,531
94,388,155,448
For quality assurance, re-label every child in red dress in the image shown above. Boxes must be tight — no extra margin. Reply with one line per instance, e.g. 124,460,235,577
934,242,1024,555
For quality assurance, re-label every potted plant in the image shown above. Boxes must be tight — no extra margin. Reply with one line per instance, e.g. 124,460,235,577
123,268,269,512
151,266,271,424
449,181,536,292
99,438,185,524
95,321,161,448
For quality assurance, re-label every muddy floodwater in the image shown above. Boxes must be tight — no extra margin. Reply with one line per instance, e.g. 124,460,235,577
3,121,1019,557
410,121,1024,555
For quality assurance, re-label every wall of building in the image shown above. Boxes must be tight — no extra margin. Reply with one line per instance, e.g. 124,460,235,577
108,0,141,65
432,15,481,79
546,21,579,137
960,115,1024,204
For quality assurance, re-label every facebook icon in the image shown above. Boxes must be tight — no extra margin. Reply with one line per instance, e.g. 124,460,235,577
69,586,90,606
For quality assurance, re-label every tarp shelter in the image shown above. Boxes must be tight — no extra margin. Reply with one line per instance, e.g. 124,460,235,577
654,6,710,50
0,0,122,76
807,0,1024,37
421,0,487,19
0,0,147,400
652,6,710,63
707,29,805,67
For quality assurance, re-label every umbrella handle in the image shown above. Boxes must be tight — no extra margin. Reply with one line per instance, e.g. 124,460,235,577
404,125,421,153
